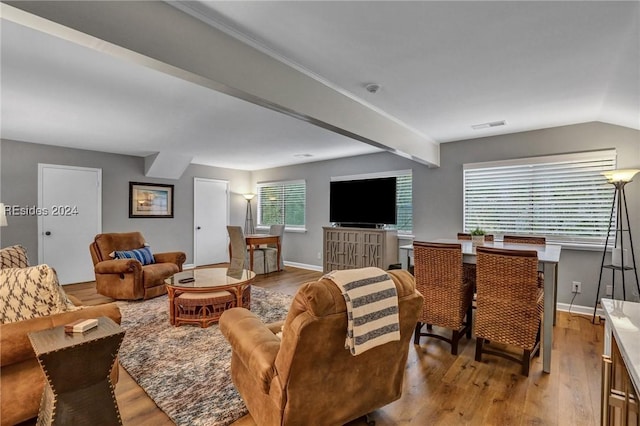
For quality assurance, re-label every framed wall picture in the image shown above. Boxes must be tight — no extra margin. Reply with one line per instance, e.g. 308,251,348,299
129,182,174,218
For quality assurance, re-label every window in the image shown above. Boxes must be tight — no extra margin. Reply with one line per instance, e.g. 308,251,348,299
331,170,413,234
257,180,306,229
393,174,413,234
463,150,616,245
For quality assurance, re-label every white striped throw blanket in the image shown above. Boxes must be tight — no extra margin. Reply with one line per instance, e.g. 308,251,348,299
324,267,400,355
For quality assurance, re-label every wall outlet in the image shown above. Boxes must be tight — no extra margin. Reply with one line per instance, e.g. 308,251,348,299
317,251,322,260
606,285,613,296
572,281,582,293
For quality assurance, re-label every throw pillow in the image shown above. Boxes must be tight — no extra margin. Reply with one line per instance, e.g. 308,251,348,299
0,264,78,324
109,242,149,259
0,245,29,269
114,246,155,265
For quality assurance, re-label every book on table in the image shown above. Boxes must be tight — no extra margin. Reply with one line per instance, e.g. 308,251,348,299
64,318,99,333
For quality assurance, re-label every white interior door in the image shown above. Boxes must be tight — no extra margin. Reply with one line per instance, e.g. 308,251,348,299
194,178,229,266
38,164,101,284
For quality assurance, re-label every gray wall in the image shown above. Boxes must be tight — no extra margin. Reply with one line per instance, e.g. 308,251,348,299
2,122,639,308
420,122,640,307
0,139,250,264
253,122,640,307
252,150,421,268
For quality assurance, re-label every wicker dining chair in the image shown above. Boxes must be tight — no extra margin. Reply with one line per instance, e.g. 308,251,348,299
474,246,543,376
457,233,494,293
502,235,546,245
502,235,556,321
413,242,473,355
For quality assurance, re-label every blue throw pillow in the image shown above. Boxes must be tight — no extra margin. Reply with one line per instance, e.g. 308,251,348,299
114,246,155,265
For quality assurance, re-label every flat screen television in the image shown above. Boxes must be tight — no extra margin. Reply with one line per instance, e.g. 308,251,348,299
329,177,397,227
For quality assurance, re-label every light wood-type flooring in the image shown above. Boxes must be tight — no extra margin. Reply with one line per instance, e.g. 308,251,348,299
63,265,603,426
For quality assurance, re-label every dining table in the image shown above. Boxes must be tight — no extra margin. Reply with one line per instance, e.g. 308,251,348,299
400,238,562,374
244,234,282,272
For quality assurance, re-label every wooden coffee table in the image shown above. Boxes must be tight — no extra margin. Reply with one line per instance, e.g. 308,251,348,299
165,267,255,327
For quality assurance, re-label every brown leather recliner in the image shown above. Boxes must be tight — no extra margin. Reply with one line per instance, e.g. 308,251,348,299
89,232,186,300
219,269,423,426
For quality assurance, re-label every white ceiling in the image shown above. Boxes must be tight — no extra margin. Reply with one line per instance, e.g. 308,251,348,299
1,1,638,172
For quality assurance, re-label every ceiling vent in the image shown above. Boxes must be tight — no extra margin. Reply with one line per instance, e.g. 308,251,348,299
471,120,506,130
365,83,381,94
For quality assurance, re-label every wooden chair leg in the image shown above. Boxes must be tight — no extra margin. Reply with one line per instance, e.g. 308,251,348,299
522,349,532,376
451,330,460,355
414,322,422,344
475,337,484,362
465,306,473,339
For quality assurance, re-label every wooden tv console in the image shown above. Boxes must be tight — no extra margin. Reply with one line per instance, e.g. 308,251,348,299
323,226,399,273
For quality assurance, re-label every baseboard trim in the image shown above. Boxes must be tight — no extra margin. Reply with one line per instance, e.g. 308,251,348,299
182,263,196,270
556,302,603,318
284,261,323,272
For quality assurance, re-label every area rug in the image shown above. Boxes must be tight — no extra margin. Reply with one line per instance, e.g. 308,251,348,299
117,287,293,426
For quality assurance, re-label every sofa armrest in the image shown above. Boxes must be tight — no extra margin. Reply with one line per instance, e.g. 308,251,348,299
67,294,83,306
154,251,186,270
94,258,142,274
0,303,121,367
219,308,281,394
267,321,284,335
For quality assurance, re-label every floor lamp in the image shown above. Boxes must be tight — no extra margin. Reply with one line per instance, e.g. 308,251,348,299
0,203,7,227
243,193,255,235
0,203,7,243
592,169,640,323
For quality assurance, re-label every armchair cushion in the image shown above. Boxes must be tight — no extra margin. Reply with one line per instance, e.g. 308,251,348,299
142,262,179,286
0,264,78,324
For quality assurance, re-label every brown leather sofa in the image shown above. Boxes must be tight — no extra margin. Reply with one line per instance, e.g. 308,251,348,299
0,301,122,426
89,232,186,300
219,269,422,426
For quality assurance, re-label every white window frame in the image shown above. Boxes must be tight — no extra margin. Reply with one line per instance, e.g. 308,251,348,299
463,150,616,247
331,169,413,235
256,179,306,232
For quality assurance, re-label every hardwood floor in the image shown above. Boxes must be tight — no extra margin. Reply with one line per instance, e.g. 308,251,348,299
64,266,603,426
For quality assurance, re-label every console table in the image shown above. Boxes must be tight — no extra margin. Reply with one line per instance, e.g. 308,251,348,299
28,316,125,425
323,226,398,273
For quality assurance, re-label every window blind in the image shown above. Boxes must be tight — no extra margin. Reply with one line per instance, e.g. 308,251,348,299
257,180,306,229
393,174,413,233
463,150,616,245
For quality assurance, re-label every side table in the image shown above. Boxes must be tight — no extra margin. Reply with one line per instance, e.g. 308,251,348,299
28,316,125,425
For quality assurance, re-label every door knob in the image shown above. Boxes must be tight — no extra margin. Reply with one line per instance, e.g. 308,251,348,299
45,231,51,236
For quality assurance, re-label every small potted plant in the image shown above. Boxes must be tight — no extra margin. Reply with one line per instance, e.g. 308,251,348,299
470,227,486,246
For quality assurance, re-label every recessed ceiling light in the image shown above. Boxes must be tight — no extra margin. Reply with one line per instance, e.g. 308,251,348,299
471,120,506,130
294,153,313,158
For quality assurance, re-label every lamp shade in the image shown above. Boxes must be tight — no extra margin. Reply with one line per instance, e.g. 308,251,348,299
243,193,256,201
602,169,640,183
0,203,7,227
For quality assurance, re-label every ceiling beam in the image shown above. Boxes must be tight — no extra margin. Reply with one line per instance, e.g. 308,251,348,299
2,1,439,167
